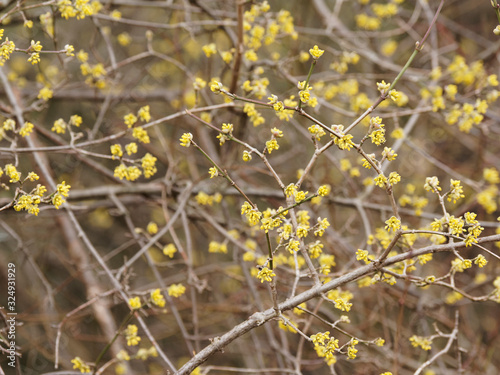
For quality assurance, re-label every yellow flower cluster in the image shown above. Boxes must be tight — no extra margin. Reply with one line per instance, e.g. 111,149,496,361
53,181,71,209
114,164,142,181
125,324,141,346
180,132,193,147
243,103,265,127
368,116,385,145
308,241,323,258
398,184,429,216
447,179,465,203
242,76,270,99
195,191,222,206
309,45,324,60
58,0,102,20
141,153,157,178
310,331,339,365
384,216,401,232
208,241,228,254
256,266,275,283
51,114,82,135
409,335,432,351
319,254,336,274
355,13,381,30
150,288,166,307
163,243,177,258
14,194,41,216
0,30,15,66
128,296,141,310
71,357,91,373
202,43,217,57
424,176,441,193
28,40,42,65
19,122,34,137
331,125,355,150
167,283,186,297
38,86,53,101
330,51,359,74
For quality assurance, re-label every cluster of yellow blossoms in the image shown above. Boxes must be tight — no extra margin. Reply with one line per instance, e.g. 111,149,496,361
112,106,157,181
3,163,71,215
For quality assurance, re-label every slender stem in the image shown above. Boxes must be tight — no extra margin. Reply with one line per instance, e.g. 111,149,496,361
272,194,319,218
298,60,316,110
93,312,134,374
492,0,500,23
192,142,257,208
266,232,273,270
229,1,244,94
345,0,445,134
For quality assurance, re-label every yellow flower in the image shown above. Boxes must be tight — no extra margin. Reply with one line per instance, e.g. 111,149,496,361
77,49,88,62
242,150,252,161
424,176,441,193
295,190,307,202
150,288,166,307
70,115,82,127
28,53,41,65
273,101,284,112
474,254,488,268
125,324,141,346
128,296,141,310
117,32,131,46
116,350,130,361
377,80,391,94
71,357,91,373
385,216,401,232
334,298,352,312
208,167,218,178
244,49,258,61
132,127,150,143
202,43,217,57
110,9,121,19
147,221,158,235
125,142,137,155
114,164,142,181
256,267,276,283
30,40,43,53
38,86,53,101
138,105,151,122
381,40,397,56
168,283,186,297
210,81,223,94
409,335,432,351
124,113,137,127
388,172,401,185
266,139,279,153
317,185,331,196
57,181,71,197
382,147,397,161
163,244,177,258
14,194,41,215
64,44,75,56
52,119,67,134
19,122,34,137
141,153,157,178
483,167,500,184
110,144,123,158
309,45,324,60
374,174,388,188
